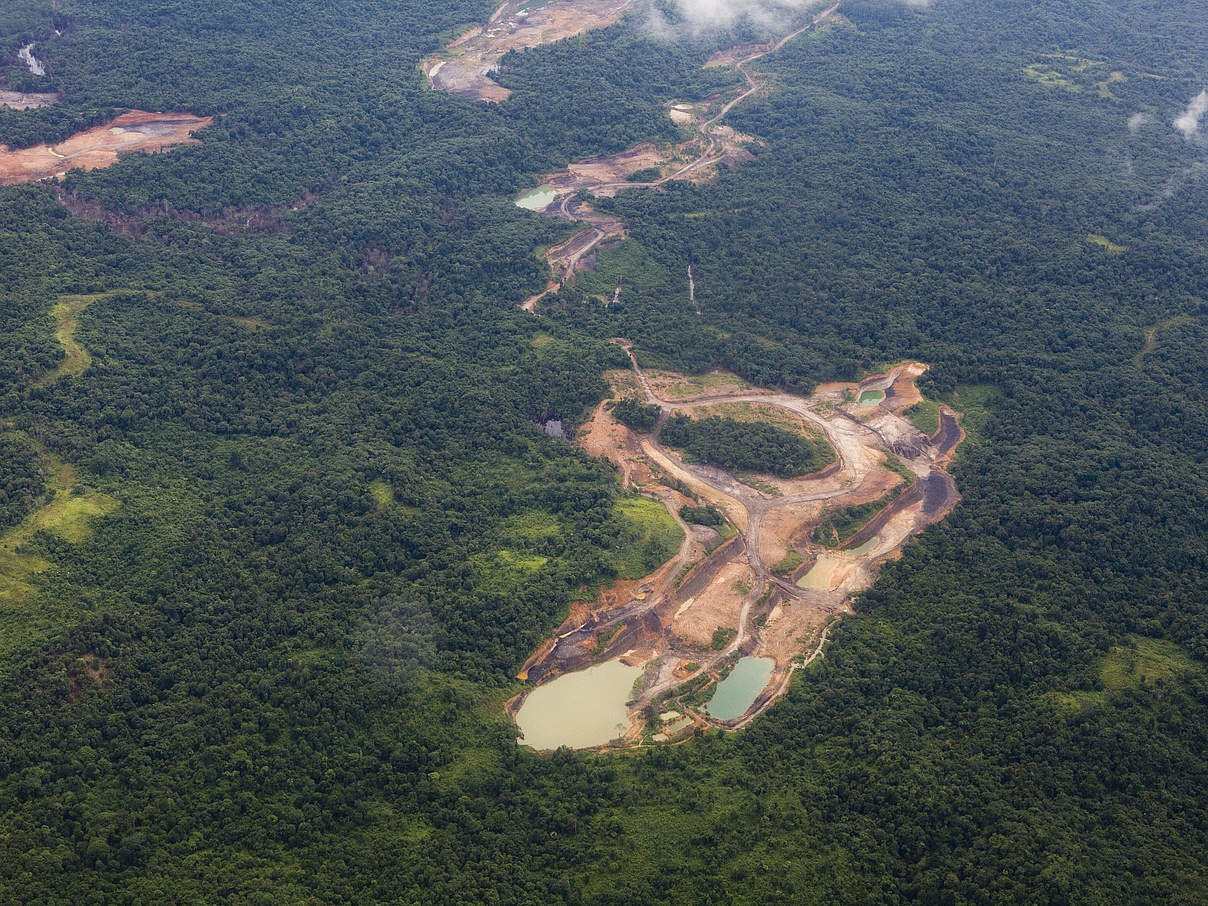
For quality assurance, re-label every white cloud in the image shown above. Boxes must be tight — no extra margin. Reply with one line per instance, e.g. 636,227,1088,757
650,0,824,35
1173,89,1208,139
1127,112,1150,133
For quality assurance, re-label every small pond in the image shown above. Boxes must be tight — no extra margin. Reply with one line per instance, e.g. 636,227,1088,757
845,536,879,556
705,656,774,721
515,659,642,750
858,389,885,405
515,186,555,211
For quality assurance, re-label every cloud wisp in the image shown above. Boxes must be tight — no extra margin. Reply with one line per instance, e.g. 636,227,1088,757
647,0,825,37
1173,89,1208,139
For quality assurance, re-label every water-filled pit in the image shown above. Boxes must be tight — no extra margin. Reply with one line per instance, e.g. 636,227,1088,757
515,186,556,211
705,656,775,721
515,659,642,749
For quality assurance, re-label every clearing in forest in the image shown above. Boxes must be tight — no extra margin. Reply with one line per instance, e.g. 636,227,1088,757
0,111,211,185
509,347,965,749
0,89,59,109
420,0,639,102
0,292,119,653
35,293,108,386
0,431,116,630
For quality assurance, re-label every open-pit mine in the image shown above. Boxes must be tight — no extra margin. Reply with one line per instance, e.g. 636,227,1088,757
509,348,964,748
425,0,963,747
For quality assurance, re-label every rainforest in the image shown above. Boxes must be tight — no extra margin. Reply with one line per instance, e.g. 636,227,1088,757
0,0,1206,902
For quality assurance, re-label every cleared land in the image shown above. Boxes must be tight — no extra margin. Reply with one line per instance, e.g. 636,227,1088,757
0,111,212,185
0,89,59,109
421,0,639,102
509,347,964,748
0,429,116,648
0,294,118,655
35,294,106,386
508,1,840,309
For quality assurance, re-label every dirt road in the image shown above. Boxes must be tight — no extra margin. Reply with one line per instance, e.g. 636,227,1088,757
512,2,841,306
514,343,964,745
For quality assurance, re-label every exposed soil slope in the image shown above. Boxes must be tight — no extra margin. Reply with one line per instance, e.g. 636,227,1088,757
0,89,59,109
421,0,639,102
0,111,212,185
510,348,964,748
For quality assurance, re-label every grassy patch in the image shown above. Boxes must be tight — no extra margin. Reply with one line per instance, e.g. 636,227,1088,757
35,294,107,386
1095,70,1126,99
943,383,999,445
883,454,916,485
0,432,119,657
1047,637,1197,714
1101,637,1195,692
368,480,394,507
1022,63,1082,92
610,495,683,579
494,549,549,572
771,550,804,577
905,399,940,435
814,489,901,547
1086,233,1127,254
40,492,119,543
645,369,752,401
591,623,625,655
498,510,561,542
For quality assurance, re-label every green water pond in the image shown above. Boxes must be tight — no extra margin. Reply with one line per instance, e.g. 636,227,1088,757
705,656,774,721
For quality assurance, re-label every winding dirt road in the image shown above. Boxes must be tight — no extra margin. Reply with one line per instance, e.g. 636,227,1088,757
514,2,840,309
512,343,964,746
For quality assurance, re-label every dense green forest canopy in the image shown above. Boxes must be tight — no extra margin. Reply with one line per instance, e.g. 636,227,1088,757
660,412,835,477
609,398,660,433
0,0,1206,901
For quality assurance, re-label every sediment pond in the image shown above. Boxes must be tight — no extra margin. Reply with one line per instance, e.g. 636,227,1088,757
858,389,885,405
515,186,555,211
798,554,844,589
515,658,642,749
706,657,774,721
845,536,879,556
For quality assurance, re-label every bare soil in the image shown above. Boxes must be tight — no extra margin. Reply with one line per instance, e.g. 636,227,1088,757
0,89,59,109
422,0,638,102
0,111,212,185
513,343,965,746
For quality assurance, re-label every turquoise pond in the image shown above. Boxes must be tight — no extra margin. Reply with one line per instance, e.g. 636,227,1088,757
858,389,885,405
705,657,775,721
